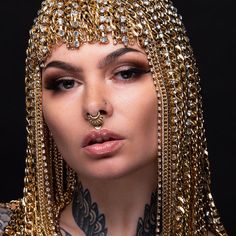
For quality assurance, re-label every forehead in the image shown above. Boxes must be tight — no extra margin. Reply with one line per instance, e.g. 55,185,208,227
45,41,147,64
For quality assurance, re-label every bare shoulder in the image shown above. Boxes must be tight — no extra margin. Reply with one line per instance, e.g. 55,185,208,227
0,203,13,235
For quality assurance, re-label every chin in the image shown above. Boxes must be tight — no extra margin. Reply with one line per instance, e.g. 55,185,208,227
77,158,152,180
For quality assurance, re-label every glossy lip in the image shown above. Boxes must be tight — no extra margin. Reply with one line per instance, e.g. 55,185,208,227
81,129,125,158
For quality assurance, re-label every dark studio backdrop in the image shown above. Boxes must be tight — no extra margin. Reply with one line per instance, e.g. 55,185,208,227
0,0,235,234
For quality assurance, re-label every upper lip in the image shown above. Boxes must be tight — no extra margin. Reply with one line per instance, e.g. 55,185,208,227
82,129,124,148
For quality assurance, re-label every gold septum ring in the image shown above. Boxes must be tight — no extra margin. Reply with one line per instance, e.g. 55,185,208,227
87,111,104,130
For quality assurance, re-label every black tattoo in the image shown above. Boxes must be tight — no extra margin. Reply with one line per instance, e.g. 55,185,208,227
136,191,157,236
72,183,108,236
71,183,157,236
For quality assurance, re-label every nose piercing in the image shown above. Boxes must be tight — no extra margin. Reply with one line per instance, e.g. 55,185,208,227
87,111,104,130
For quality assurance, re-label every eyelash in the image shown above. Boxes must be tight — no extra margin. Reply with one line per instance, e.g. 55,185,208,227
44,67,150,91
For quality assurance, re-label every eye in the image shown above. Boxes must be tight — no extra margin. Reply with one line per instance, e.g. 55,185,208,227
44,78,79,91
114,67,150,81
57,79,76,90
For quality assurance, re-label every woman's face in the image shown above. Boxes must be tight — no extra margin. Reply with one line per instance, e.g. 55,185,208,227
42,42,158,179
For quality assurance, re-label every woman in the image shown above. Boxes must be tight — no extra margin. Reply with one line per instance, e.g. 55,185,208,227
0,0,228,235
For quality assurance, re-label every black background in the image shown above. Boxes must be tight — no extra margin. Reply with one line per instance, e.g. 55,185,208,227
0,1,235,235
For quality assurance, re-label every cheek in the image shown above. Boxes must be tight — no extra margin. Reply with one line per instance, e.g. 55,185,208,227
119,81,158,156
42,94,81,149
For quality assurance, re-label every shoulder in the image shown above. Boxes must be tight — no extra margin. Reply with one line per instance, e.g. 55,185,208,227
0,203,13,235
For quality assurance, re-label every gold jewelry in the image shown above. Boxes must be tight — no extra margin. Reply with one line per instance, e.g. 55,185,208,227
4,0,227,235
87,111,104,130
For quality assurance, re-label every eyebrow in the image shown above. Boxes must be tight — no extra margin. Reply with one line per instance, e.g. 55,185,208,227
43,47,145,73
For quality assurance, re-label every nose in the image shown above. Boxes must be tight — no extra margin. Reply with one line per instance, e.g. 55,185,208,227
82,82,113,120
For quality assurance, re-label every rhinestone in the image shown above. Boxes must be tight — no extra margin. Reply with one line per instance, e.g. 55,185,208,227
57,2,63,8
120,26,127,33
72,31,79,38
100,7,106,13
149,7,154,13
144,39,149,46
58,18,64,25
187,110,192,116
120,16,126,23
40,25,47,33
56,9,64,16
153,15,158,21
74,40,80,48
71,10,78,16
186,119,192,126
143,0,150,5
118,7,124,13
42,47,48,54
100,36,108,43
58,29,65,36
46,187,50,192
99,24,105,31
45,181,49,186
72,2,79,8
138,11,143,16
122,36,128,45
100,15,106,23
71,21,79,28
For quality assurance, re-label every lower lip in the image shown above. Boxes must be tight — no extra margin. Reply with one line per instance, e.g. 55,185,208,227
83,140,123,158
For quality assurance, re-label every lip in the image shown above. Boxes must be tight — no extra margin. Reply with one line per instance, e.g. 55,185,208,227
82,129,124,158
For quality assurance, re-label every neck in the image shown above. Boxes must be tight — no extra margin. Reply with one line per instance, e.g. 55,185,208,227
74,163,157,236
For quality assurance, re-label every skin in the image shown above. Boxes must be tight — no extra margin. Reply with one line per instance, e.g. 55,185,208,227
42,41,158,235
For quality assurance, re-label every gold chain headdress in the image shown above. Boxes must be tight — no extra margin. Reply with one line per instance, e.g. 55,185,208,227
4,0,227,235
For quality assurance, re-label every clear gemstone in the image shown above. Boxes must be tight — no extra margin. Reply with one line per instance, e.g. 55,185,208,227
40,25,47,33
58,18,64,25
144,39,149,46
138,11,143,16
120,16,126,23
100,36,108,43
56,9,64,16
42,47,48,54
57,2,63,8
144,0,149,5
100,15,106,23
153,15,158,20
121,26,127,33
71,21,79,28
72,2,79,8
74,40,80,48
71,10,78,16
74,31,79,37
58,29,65,36
118,7,124,13
99,24,105,31
100,7,105,13
122,36,128,45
